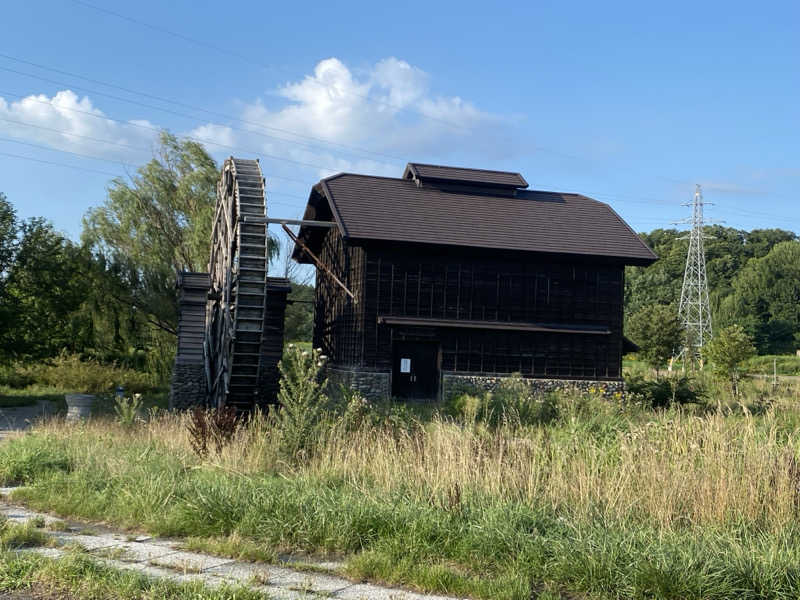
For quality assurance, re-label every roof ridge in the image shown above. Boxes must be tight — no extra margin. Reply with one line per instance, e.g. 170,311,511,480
322,172,583,197
408,162,524,175
322,172,409,184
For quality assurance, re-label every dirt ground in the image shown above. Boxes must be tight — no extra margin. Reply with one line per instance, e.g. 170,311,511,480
0,587,76,600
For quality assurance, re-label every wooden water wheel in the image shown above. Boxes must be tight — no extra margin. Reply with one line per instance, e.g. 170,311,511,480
204,158,269,411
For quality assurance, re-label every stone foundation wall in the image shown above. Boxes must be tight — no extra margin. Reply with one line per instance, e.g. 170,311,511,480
169,361,207,410
327,367,391,401
442,373,624,402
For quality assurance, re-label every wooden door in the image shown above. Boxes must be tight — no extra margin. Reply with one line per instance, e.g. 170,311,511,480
392,341,439,400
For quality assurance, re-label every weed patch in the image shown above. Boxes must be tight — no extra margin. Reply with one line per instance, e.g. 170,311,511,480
3,379,800,599
0,549,266,599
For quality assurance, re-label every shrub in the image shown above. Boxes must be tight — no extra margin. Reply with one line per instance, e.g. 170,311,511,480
332,387,420,432
187,406,240,458
114,394,143,428
273,345,329,459
626,304,683,373
34,354,155,394
336,385,372,431
625,373,704,408
703,325,757,397
0,363,37,388
447,375,559,427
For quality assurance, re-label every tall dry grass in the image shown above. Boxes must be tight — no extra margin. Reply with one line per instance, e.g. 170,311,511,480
32,381,800,534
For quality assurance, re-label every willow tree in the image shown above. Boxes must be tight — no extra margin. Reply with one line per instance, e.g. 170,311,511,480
79,132,220,381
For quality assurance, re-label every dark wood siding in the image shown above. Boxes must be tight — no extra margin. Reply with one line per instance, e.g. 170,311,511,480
313,228,365,366
360,243,624,380
256,279,291,407
175,272,209,364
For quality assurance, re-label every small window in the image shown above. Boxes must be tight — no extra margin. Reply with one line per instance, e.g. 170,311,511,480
400,358,411,373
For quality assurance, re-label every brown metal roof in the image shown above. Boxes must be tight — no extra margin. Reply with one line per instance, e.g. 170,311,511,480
403,162,528,188
299,170,657,264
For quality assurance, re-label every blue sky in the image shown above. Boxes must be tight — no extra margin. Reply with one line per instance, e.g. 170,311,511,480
1,0,798,249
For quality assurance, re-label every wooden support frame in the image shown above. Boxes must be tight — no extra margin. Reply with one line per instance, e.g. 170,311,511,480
242,216,337,227
281,224,356,302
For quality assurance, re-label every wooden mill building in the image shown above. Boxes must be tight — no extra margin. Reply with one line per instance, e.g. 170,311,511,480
293,162,657,401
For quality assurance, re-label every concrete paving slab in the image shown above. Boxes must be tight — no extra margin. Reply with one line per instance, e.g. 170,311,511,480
17,547,64,560
1,506,61,526
0,489,463,600
270,568,354,594
145,549,234,573
253,585,319,600
203,560,273,583
104,540,178,563
335,583,460,600
50,531,124,551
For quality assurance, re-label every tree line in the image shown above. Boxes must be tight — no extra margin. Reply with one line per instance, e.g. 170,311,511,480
626,227,800,356
1,131,796,385
0,133,310,384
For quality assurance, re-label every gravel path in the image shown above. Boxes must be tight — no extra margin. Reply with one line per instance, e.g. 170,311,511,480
0,488,461,600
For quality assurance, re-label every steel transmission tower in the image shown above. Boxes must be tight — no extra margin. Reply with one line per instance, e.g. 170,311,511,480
678,184,713,360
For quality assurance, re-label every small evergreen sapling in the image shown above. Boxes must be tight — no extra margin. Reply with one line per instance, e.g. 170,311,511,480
274,345,329,459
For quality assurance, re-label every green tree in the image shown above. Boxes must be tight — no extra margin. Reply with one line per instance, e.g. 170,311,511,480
83,132,280,340
724,241,800,354
284,282,314,342
82,132,219,337
1,218,91,359
625,226,797,354
702,324,756,398
0,193,16,285
626,304,683,374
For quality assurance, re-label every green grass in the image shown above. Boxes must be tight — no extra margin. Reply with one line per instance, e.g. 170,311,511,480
742,354,800,376
11,456,800,600
2,376,800,600
0,520,49,550
285,341,312,353
0,548,268,599
0,385,65,409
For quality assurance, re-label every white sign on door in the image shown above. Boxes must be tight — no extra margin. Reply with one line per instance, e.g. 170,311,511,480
400,358,411,373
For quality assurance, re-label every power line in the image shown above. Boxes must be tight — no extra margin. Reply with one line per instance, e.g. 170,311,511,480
0,53,407,164
0,149,120,177
0,88,332,182
0,136,135,169
0,52,633,174
11,53,791,212
0,90,794,227
0,116,153,157
2,109,795,226
0,64,402,170
65,0,479,136
66,0,283,75
0,139,300,209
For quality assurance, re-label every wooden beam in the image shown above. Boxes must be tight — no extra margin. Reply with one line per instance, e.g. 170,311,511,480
242,216,336,227
376,315,610,335
281,224,356,302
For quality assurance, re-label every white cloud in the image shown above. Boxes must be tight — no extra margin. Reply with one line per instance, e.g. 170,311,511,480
191,57,519,179
0,90,158,163
0,58,518,183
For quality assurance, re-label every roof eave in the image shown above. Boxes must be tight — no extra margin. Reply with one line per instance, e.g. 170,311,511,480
291,182,347,263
